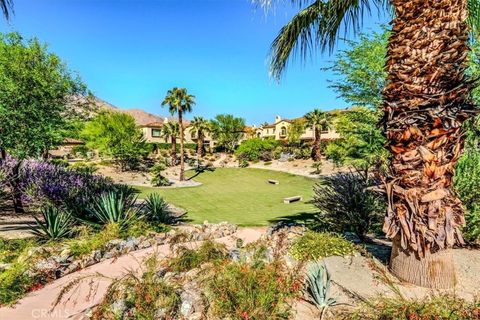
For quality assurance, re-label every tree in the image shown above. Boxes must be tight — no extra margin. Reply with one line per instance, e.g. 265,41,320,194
325,30,388,109
0,32,86,212
287,119,305,145
0,32,87,159
258,0,480,288
325,107,388,175
82,111,147,171
210,114,246,153
304,109,332,161
161,122,180,166
162,88,195,181
190,116,211,158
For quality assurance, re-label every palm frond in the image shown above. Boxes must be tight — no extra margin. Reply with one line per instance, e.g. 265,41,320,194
1,0,13,20
269,0,389,79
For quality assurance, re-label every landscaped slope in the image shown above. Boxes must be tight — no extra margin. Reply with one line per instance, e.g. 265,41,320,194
136,168,317,226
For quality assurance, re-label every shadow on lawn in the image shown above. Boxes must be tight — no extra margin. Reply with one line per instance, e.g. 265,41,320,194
268,211,318,228
187,165,216,181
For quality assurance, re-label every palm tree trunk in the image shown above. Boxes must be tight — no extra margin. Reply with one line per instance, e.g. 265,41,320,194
383,0,475,288
197,131,204,158
171,136,177,166
179,111,185,181
312,127,321,161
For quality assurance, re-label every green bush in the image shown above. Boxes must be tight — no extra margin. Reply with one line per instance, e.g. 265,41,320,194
0,261,34,306
169,240,228,272
67,223,122,257
343,295,480,320
235,138,279,162
69,162,98,174
454,150,480,242
311,171,385,240
0,237,36,264
150,142,196,150
150,163,170,187
289,231,356,261
31,205,74,241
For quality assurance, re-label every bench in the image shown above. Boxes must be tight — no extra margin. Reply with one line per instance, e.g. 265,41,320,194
283,196,302,204
268,179,280,185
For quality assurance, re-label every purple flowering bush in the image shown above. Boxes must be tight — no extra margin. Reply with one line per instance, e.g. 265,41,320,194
1,157,118,217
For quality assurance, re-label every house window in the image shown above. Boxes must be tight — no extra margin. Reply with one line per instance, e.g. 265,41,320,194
280,126,287,137
152,129,161,137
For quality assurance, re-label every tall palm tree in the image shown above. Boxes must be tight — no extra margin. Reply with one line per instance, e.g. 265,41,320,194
1,0,13,20
162,88,195,181
161,122,179,166
190,116,211,158
258,0,480,288
304,109,332,161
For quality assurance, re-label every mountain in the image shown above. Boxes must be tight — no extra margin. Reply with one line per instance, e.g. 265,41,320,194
93,98,165,125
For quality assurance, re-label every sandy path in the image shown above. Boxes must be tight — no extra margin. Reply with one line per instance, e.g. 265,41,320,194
0,228,265,320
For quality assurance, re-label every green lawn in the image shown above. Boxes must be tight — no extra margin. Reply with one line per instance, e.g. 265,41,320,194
135,168,318,226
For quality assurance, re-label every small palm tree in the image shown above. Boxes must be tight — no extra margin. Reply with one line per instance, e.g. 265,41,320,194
190,116,211,158
1,0,13,20
161,122,179,166
162,88,196,181
304,109,332,161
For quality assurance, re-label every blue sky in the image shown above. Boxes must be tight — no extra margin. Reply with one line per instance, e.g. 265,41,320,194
0,0,387,125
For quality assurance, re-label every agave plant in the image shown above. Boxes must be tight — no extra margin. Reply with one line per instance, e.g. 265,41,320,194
31,205,74,240
143,193,173,224
88,191,141,229
305,262,337,320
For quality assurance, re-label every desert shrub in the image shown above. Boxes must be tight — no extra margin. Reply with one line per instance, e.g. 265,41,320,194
150,163,170,187
312,161,323,174
289,231,356,261
169,240,228,272
31,205,74,241
67,223,122,257
343,295,480,320
87,192,141,230
239,159,249,168
92,255,180,319
69,162,98,175
125,219,169,237
0,158,116,216
311,171,385,240
305,262,338,318
235,138,278,162
0,260,34,306
143,193,173,224
454,150,480,242
206,259,301,319
0,237,36,264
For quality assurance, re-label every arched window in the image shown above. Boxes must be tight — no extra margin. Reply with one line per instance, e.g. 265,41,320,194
280,126,287,137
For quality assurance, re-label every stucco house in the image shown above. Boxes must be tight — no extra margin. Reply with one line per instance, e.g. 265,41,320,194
254,114,341,142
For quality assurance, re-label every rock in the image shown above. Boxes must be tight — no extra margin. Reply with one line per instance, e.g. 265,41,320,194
106,239,123,251
179,284,204,319
110,299,127,316
34,258,57,271
154,308,167,319
229,248,241,262
63,261,80,275
124,237,139,252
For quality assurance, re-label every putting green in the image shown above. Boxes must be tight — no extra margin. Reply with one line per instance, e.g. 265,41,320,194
135,167,318,226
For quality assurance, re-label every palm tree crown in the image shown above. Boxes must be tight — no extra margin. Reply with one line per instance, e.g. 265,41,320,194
190,116,211,136
305,109,331,132
256,0,480,79
161,87,195,116
161,122,179,142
